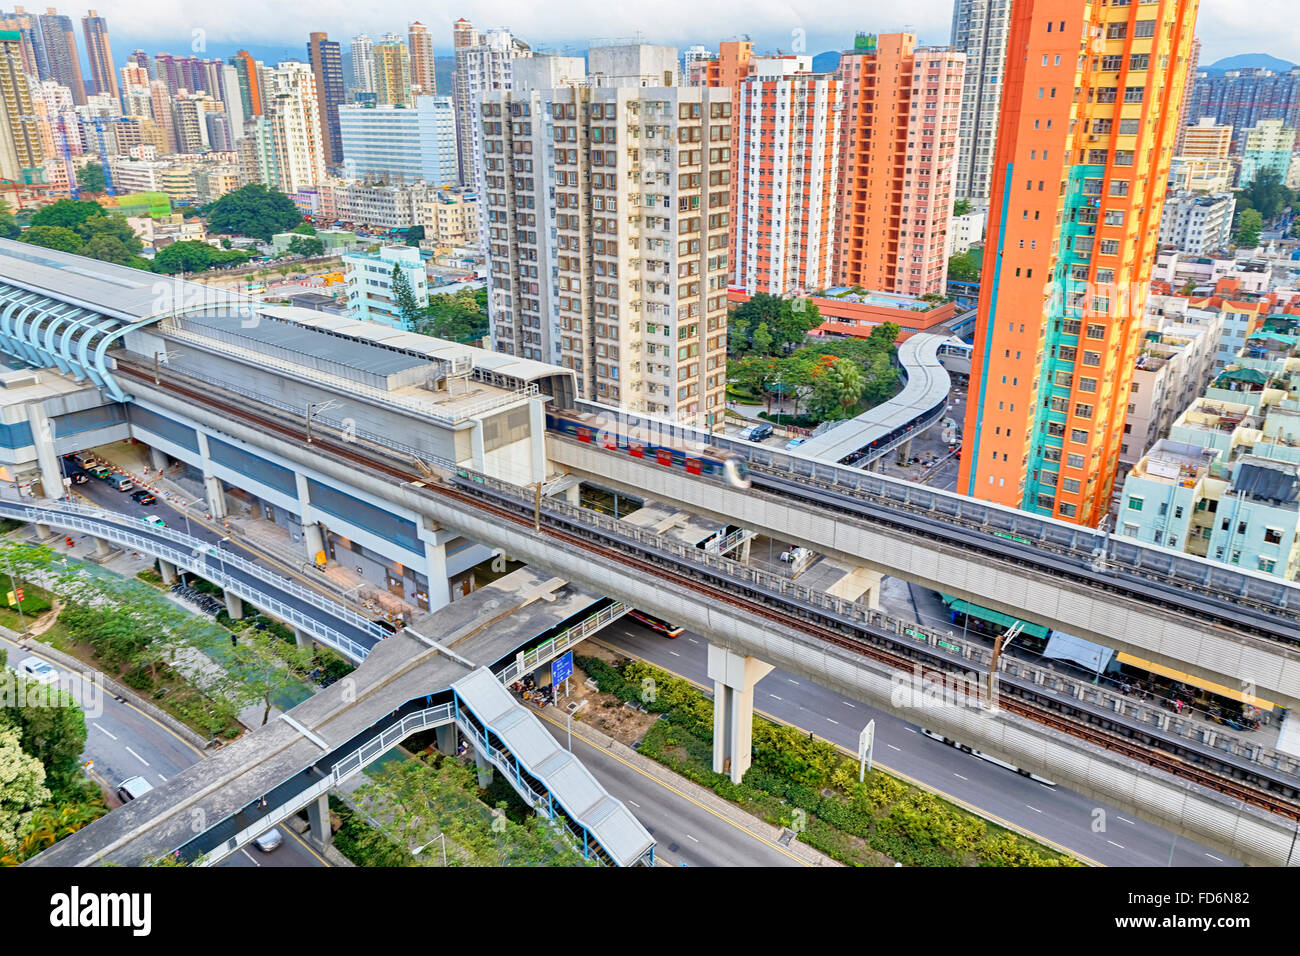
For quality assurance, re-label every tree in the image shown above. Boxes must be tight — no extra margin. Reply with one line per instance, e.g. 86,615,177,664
1240,169,1295,222
727,354,777,402
414,286,489,343
750,321,774,356
291,221,317,235
19,225,83,253
948,251,981,282
225,626,315,726
287,235,324,257
808,357,866,421
151,239,213,274
0,201,18,240
205,184,304,241
77,214,141,252
76,163,107,195
353,756,591,867
30,198,105,231
953,198,972,217
403,225,425,247
868,322,901,348
1234,208,1263,248
390,263,423,328
0,723,50,856
1,674,87,794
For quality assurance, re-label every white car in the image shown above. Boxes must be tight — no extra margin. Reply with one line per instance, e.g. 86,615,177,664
18,656,58,685
253,828,283,852
142,515,166,529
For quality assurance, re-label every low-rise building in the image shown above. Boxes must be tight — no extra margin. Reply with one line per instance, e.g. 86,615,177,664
1157,191,1235,255
318,178,430,231
126,213,206,250
1167,156,1236,193
342,244,428,327
946,210,986,257
419,187,477,250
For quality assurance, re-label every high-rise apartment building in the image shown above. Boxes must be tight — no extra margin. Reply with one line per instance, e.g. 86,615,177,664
451,21,530,189
408,21,435,95
0,28,42,180
950,0,1012,207
338,95,457,185
262,62,326,193
1186,67,1300,152
1173,36,1200,152
307,32,345,167
148,78,177,152
834,33,965,297
0,9,42,78
1180,116,1232,158
1239,118,1296,186
172,91,214,152
229,50,263,119
373,34,411,107
482,47,730,426
958,0,1199,526
349,34,375,96
36,7,83,104
80,9,115,99
731,56,840,295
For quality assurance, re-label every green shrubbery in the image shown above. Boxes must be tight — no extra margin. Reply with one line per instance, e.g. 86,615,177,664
575,655,1078,867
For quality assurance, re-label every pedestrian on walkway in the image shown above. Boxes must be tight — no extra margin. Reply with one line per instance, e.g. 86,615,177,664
231,633,237,648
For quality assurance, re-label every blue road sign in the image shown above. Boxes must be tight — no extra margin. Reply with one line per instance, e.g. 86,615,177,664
552,651,574,688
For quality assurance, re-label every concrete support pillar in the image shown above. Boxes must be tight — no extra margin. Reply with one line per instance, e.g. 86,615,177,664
93,536,111,557
158,559,178,586
306,793,331,847
27,406,65,501
707,643,774,784
435,724,458,756
895,437,913,466
34,522,54,541
474,745,493,787
203,474,226,520
148,446,169,472
528,397,547,485
738,535,752,564
424,539,450,612
563,482,581,506
293,627,313,651
224,589,244,620
301,522,325,566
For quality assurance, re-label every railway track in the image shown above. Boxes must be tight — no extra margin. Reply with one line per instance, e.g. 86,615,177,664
116,364,1300,824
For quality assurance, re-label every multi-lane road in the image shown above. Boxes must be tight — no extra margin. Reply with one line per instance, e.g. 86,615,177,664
593,618,1240,868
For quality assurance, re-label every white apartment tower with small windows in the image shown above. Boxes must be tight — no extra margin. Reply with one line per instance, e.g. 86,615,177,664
452,21,531,191
481,46,730,427
949,0,1010,207
263,61,326,193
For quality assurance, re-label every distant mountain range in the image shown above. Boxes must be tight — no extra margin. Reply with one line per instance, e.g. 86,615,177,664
812,51,841,74
1201,54,1297,75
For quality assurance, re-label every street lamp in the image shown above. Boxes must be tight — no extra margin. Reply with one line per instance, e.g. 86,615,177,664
305,400,343,444
412,831,447,867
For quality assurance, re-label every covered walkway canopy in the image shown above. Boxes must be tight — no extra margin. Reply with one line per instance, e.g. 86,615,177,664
941,596,1050,640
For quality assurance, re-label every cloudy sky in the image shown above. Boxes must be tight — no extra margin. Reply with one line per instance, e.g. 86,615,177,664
74,0,1299,67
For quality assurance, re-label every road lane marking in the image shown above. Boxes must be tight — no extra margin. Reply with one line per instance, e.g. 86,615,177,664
687,638,699,644
842,701,856,707
1117,816,1136,825
826,718,839,725
535,709,808,866
125,746,150,766
768,694,782,701
668,650,680,657
239,848,259,866
585,636,1100,867
157,774,167,783
1107,840,1126,850
686,833,700,843
787,678,800,685
1026,805,1041,813
92,722,118,740
953,773,967,780
1205,853,1223,862
628,800,640,808
887,744,901,752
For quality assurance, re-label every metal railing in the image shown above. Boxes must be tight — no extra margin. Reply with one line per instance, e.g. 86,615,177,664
703,527,755,555
197,702,456,866
496,602,630,686
0,500,383,662
455,471,1300,775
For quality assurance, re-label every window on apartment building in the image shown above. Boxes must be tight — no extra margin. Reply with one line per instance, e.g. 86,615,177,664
1099,239,1120,255
1107,22,1127,38
1070,429,1089,444
1118,119,1140,135
1134,19,1156,37
1265,528,1284,545
1059,503,1078,517
1079,377,1098,393
1082,351,1102,366
1128,496,1143,512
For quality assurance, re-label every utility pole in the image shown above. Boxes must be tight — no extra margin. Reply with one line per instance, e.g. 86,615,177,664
987,621,1023,709
533,482,542,532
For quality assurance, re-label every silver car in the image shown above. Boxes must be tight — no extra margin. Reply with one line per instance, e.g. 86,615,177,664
253,828,283,852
